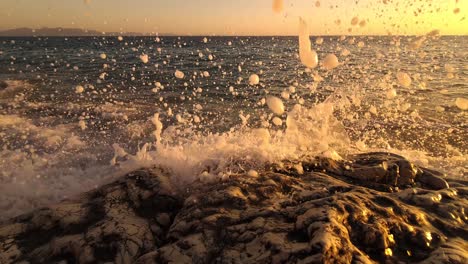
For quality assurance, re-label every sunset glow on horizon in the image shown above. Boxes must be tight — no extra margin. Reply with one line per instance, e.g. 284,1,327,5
0,0,466,36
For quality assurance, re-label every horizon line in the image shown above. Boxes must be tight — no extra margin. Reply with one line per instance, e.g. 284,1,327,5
0,27,467,37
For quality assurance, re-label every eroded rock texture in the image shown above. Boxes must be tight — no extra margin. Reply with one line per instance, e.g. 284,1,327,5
0,153,467,263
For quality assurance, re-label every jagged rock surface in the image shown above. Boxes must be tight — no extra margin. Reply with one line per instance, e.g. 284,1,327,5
0,153,467,264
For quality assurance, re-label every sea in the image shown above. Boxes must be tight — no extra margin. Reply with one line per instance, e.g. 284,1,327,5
0,35,466,220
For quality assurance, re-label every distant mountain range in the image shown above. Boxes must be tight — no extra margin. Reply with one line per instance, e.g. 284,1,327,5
0,27,173,37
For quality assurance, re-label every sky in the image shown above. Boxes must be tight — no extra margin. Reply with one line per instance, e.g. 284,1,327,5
0,0,466,35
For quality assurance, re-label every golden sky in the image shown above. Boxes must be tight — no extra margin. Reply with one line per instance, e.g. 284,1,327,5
0,0,466,35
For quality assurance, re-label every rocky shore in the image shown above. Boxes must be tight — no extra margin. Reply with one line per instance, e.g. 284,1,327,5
0,152,467,263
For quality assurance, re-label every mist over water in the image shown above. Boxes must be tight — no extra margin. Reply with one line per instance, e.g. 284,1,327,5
0,35,466,220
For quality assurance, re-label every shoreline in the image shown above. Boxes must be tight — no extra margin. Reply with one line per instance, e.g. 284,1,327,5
1,152,466,263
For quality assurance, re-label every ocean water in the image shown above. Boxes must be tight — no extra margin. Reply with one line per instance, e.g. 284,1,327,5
0,35,466,220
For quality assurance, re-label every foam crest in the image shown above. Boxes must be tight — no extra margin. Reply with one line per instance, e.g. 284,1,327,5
112,95,352,183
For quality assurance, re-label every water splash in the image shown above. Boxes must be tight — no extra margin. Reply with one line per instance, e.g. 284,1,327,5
298,18,318,69
272,0,284,13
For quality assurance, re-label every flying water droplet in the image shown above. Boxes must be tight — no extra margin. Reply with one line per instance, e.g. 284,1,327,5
75,85,84,94
266,96,285,115
322,54,339,70
139,54,149,64
341,49,351,56
298,18,318,69
272,117,283,126
175,70,185,79
249,74,260,85
396,72,412,87
151,113,163,143
386,89,397,99
78,120,87,130
272,0,284,13
455,98,467,110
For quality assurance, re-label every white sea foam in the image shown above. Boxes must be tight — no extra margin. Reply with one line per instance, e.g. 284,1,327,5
109,94,353,184
0,114,118,220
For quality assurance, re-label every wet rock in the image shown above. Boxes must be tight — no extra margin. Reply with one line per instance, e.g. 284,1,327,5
0,168,182,264
301,152,449,191
418,169,450,190
0,153,466,263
